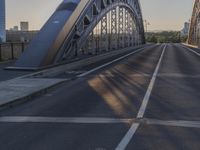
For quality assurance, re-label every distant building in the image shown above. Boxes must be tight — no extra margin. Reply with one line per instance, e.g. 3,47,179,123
0,0,6,42
20,22,29,31
10,26,19,31
6,30,38,42
181,22,190,36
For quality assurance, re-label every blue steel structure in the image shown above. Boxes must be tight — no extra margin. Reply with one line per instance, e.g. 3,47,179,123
0,0,6,42
13,0,145,70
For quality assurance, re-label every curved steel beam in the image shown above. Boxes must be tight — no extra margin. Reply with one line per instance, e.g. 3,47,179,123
188,0,200,46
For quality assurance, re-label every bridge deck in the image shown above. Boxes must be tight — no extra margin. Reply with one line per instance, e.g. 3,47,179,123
0,44,199,150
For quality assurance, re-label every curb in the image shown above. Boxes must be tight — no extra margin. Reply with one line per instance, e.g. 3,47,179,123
0,78,71,111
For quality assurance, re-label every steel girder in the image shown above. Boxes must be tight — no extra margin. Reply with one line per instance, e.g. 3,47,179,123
59,1,145,61
83,6,138,55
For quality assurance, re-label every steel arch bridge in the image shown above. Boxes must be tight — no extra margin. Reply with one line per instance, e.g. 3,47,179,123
13,0,145,70
188,0,200,46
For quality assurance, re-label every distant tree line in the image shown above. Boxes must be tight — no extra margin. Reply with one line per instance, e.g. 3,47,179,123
145,31,188,43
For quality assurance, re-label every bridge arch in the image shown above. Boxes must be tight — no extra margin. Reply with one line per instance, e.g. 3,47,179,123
13,0,145,70
188,0,200,46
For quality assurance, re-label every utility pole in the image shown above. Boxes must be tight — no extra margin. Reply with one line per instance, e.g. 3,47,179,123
144,20,150,33
144,20,150,41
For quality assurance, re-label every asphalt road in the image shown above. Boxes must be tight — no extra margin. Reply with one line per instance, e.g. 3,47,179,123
0,43,199,150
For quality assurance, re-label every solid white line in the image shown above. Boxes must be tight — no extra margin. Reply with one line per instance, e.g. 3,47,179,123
157,73,200,78
115,44,166,150
137,44,166,118
0,116,133,124
1,116,200,129
180,44,200,57
146,119,200,128
115,123,139,150
77,46,151,78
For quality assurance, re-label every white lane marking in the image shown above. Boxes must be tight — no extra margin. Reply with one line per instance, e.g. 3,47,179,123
157,73,200,78
180,44,200,57
146,119,200,128
77,46,152,78
115,44,167,150
0,116,133,124
1,116,200,129
137,44,166,118
100,73,200,78
115,123,139,150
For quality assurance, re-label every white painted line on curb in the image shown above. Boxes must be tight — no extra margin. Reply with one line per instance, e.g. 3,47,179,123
180,44,200,57
77,46,150,78
0,116,133,124
115,44,167,150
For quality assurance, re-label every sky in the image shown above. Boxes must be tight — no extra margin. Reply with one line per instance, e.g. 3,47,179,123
6,0,194,31
140,0,194,31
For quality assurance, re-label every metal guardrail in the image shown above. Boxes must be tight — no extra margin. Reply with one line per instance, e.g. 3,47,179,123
0,42,29,61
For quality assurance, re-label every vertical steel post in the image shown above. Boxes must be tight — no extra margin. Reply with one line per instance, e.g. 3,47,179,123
101,15,107,52
0,44,2,61
108,11,111,51
124,9,129,47
21,42,24,53
111,8,117,50
118,7,124,48
11,43,14,60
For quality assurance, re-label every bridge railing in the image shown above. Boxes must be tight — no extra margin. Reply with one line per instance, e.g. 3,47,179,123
0,42,29,61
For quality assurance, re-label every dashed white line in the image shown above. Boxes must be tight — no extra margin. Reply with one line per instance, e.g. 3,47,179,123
115,44,167,150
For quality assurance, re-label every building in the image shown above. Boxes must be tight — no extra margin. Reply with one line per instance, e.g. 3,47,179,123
0,0,6,42
181,22,190,36
9,26,19,31
20,22,29,31
6,30,38,42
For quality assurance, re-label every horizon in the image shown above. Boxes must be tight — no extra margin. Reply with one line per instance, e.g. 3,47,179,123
6,0,194,31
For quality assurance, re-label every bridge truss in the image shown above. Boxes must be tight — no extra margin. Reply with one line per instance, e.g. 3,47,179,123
188,0,200,46
13,0,145,70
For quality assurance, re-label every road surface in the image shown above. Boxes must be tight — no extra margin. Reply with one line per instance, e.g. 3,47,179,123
0,43,199,150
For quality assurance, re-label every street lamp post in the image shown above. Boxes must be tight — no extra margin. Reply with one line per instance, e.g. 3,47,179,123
144,20,150,33
144,20,150,41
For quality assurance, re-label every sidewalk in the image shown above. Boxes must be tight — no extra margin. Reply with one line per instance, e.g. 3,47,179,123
0,78,68,107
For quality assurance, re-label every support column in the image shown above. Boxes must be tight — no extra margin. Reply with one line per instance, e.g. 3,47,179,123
118,7,124,48
111,8,117,50
101,15,108,52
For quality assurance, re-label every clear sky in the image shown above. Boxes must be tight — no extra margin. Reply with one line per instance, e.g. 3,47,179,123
140,0,194,31
6,0,194,31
